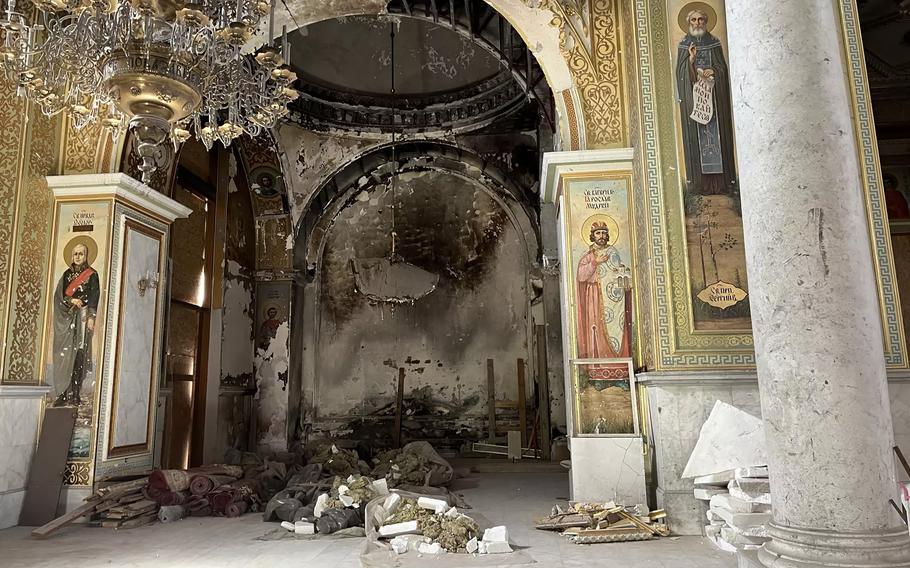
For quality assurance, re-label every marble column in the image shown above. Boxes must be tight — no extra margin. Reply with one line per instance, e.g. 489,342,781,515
726,1,910,566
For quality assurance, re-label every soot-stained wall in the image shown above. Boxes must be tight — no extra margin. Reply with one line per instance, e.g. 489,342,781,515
313,169,531,448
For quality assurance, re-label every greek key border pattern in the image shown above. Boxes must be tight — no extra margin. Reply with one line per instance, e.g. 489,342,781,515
840,0,906,367
633,0,754,368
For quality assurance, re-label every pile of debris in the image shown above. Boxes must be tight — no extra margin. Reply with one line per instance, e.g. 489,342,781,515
261,441,458,537
681,401,771,554
697,467,771,552
371,493,510,555
535,502,669,543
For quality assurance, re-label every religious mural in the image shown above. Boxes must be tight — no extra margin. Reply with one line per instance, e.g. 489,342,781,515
671,0,750,330
257,282,290,350
883,167,910,221
44,201,111,466
564,175,636,435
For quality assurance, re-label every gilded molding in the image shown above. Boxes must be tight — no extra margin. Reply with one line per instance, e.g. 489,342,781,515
5,111,58,383
539,0,626,149
0,84,28,378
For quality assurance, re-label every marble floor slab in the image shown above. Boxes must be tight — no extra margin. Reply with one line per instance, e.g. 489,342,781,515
0,472,736,568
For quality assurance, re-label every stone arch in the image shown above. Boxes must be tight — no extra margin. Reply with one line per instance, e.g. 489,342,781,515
288,140,543,445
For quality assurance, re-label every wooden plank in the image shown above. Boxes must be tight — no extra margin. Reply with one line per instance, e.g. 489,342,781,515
19,407,78,527
517,358,527,447
507,431,522,461
394,367,405,448
31,501,97,538
117,512,157,530
535,325,552,460
486,359,496,441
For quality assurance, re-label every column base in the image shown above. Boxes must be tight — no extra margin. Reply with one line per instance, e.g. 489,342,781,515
759,522,910,567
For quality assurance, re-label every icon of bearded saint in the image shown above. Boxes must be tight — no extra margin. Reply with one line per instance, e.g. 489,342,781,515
676,7,738,197
575,222,630,362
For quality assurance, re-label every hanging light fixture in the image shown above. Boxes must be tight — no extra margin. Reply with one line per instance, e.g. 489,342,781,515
0,0,298,183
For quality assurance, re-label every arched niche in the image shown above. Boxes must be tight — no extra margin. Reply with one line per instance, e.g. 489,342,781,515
289,141,542,449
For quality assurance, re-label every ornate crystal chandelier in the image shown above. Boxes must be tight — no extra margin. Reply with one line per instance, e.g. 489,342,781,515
0,0,298,183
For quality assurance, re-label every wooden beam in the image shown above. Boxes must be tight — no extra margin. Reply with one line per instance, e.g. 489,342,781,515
465,0,473,37
535,325,552,460
449,0,455,28
517,358,527,447
394,367,405,447
487,359,496,441
31,501,98,539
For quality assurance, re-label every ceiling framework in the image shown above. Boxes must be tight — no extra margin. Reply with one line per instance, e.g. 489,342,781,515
287,1,554,134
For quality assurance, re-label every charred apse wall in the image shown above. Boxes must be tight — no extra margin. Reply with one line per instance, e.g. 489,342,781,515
314,168,531,449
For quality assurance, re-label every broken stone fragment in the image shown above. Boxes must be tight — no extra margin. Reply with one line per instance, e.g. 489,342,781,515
339,494,355,507
280,521,295,531
379,520,420,538
713,506,772,531
294,521,315,535
390,536,410,554
682,401,767,479
417,542,444,554
735,466,769,479
417,496,448,515
694,487,727,501
371,478,389,496
710,493,771,514
383,493,402,517
314,493,329,518
695,471,735,487
728,478,771,504
466,537,478,553
482,526,509,543
485,542,513,554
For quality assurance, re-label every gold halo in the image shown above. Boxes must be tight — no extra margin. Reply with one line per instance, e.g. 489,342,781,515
580,214,620,247
62,235,98,265
678,2,718,33
261,301,285,320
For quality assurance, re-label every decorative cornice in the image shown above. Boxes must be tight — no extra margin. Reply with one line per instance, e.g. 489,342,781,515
46,174,192,222
0,384,51,398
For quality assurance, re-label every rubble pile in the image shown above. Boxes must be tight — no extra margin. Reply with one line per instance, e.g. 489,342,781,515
681,400,771,553
374,493,509,556
535,502,669,543
697,467,771,552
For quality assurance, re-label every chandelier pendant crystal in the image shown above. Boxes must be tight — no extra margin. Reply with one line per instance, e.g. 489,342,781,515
0,0,298,183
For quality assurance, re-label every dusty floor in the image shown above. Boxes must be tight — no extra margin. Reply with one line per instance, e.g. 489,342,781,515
0,472,735,568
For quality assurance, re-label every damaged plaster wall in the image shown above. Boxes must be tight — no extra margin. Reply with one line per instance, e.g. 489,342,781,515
256,321,291,452
312,169,532,449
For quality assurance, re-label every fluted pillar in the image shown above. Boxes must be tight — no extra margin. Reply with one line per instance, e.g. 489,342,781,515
726,0,910,565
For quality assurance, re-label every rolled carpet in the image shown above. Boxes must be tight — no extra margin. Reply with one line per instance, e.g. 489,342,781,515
225,501,249,518
189,474,235,496
148,469,190,493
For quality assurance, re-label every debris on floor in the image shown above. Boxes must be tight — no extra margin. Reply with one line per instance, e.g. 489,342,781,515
682,400,771,553
364,490,511,556
697,467,771,552
535,502,669,543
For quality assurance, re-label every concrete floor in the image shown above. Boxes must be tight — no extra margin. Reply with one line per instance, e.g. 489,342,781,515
0,472,736,568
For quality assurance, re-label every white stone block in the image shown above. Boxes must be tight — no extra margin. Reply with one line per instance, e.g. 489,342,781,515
379,520,420,538
383,493,402,516
482,526,509,543
417,496,448,514
417,542,444,555
482,541,513,554
720,525,770,546
466,537,479,553
570,437,647,505
704,524,722,538
728,478,771,504
713,506,771,530
682,401,768,479
695,471,735,487
280,521,295,531
444,507,460,518
694,487,727,500
735,466,769,479
339,494,355,507
314,493,329,518
372,478,389,496
710,493,771,514
294,521,315,535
